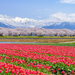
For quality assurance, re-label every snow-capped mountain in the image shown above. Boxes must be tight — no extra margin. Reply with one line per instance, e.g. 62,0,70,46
0,15,55,28
0,22,16,28
0,14,75,30
0,21,75,30
0,15,47,28
42,22,75,30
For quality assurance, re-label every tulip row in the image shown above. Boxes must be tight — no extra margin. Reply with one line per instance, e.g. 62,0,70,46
0,61,50,75
0,53,75,75
0,44,75,57
0,44,75,58
0,47,75,65
0,55,53,74
0,44,75,75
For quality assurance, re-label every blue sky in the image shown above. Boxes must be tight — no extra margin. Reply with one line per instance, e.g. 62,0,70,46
0,0,75,20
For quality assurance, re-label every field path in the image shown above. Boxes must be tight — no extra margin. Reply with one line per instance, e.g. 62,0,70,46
60,41,75,43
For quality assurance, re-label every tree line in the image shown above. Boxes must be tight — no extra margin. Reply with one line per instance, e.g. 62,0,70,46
0,27,75,36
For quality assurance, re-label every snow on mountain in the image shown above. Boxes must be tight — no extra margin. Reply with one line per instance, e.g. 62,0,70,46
0,22,16,28
0,13,66,28
42,22,75,30
0,15,46,28
0,13,75,30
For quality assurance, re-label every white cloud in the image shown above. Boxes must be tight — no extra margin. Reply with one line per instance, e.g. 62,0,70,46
60,0,75,4
47,12,75,22
69,13,75,17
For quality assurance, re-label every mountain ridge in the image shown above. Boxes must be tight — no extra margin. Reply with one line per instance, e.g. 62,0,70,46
0,21,75,30
0,22,16,28
42,22,75,30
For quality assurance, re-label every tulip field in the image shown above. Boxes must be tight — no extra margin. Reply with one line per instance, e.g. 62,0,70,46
0,44,75,75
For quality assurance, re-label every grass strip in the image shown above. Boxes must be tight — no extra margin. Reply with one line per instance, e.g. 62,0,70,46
12,42,75,46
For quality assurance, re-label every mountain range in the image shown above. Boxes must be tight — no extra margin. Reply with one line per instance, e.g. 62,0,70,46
0,15,75,30
42,22,75,30
0,21,75,30
0,22,16,28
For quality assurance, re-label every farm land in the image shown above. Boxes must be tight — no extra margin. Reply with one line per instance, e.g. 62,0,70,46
0,35,75,75
0,43,75,75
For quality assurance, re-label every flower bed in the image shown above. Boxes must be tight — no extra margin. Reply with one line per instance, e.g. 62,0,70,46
0,44,75,75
